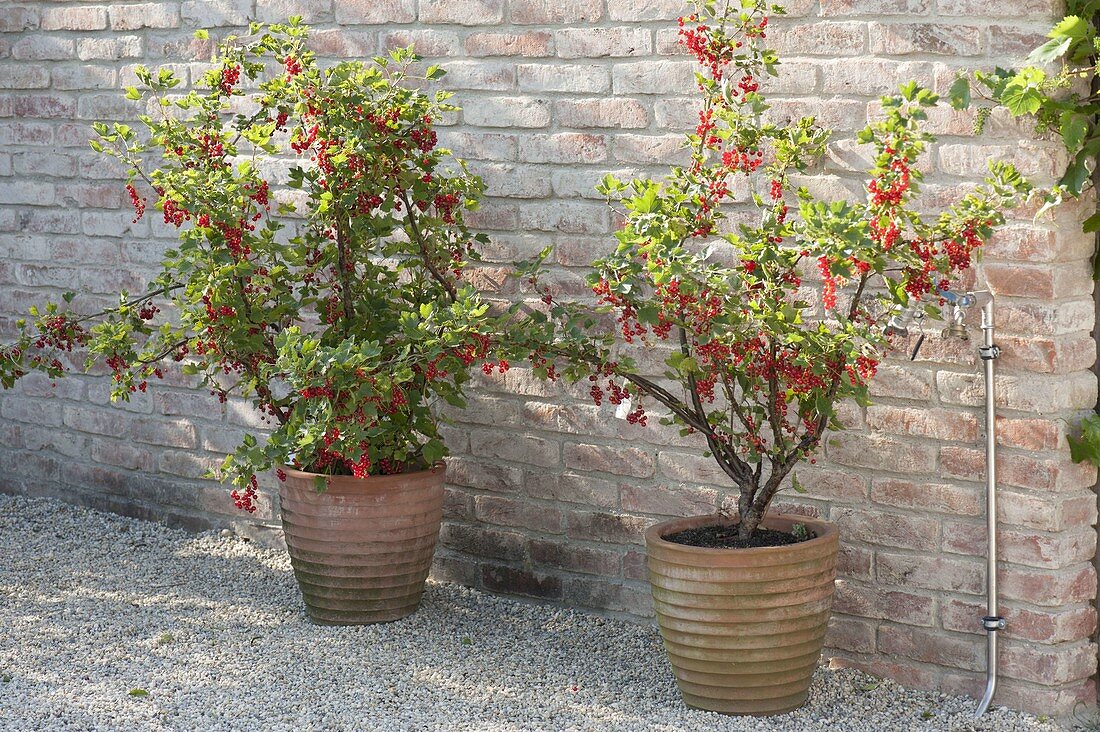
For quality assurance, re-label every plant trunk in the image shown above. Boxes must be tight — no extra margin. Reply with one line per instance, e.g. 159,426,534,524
737,506,763,540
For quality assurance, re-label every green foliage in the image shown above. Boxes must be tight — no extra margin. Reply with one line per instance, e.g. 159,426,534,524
949,1,1098,203
511,0,1028,536
1068,413,1100,465
1,23,507,493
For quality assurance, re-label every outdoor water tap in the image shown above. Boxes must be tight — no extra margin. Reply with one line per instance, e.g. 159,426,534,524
884,300,923,338
942,291,977,341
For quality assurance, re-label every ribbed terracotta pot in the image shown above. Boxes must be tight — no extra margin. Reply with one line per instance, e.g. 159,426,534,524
278,463,446,625
645,513,840,716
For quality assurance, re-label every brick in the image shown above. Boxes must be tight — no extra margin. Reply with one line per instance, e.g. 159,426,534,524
470,429,559,467
41,6,108,31
89,435,156,471
555,99,648,129
11,36,74,61
827,616,877,654
820,60,933,96
867,362,933,400
0,7,38,33
419,0,503,25
944,520,1096,568
834,582,934,626
446,456,523,493
308,29,375,57
554,28,651,58
988,25,1047,56
465,31,554,58
566,510,651,545
985,226,1092,264
831,507,939,551
380,29,460,57
878,625,982,671
481,564,562,599
14,95,77,119
437,131,517,161
0,66,49,89
256,0,332,23
0,181,54,206
612,61,695,95
519,201,608,234
820,0,928,13
1001,564,1096,607
440,523,526,561
517,64,609,94
942,598,1096,645
995,416,1061,451
621,483,718,517
564,577,650,613
181,0,251,26
334,0,414,23
517,134,607,164
52,66,117,91
510,0,602,23
109,3,178,30
474,494,563,534
869,23,981,56
937,370,1097,413
939,445,1090,493
525,471,618,508
826,433,937,474
613,134,688,165
13,151,78,178
877,551,984,594
464,97,550,128
607,0,683,20
871,478,981,516
939,144,1060,180
998,640,1097,686
529,539,620,575
985,262,1092,299
866,405,978,442
771,22,867,56
564,442,656,478
440,61,515,91
78,36,143,61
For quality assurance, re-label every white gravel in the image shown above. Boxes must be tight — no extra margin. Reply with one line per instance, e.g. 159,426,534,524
0,494,1070,732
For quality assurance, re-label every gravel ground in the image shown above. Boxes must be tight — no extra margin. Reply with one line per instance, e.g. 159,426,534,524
0,495,1072,732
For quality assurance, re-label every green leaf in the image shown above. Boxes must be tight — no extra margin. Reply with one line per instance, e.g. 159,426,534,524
1060,111,1089,151
791,473,806,494
128,689,149,698
425,65,446,80
1083,211,1100,233
193,29,209,40
1049,15,1088,40
1027,36,1072,64
1068,414,1100,465
1000,69,1046,116
947,76,971,110
125,87,142,101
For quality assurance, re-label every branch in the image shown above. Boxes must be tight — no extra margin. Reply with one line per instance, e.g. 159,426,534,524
400,189,458,303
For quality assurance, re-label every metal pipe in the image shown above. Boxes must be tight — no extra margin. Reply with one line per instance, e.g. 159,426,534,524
974,295,1004,718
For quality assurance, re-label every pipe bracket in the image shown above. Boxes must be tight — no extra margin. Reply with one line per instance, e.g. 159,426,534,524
981,615,1006,631
978,345,1001,361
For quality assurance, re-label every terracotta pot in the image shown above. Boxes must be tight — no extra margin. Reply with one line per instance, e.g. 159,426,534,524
278,463,446,625
645,513,840,716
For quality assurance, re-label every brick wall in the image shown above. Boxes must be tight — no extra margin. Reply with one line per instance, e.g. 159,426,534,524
1,0,1097,717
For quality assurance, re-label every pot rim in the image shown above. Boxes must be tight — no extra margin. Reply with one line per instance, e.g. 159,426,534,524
645,512,838,556
281,461,446,485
